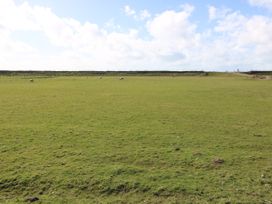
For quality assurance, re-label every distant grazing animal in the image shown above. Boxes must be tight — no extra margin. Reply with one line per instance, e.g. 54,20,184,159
29,79,34,83
119,77,124,80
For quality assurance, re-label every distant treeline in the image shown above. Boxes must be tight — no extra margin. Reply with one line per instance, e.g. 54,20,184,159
245,71,272,75
0,70,271,76
0,70,208,76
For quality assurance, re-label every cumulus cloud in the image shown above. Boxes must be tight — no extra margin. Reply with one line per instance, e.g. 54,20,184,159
0,0,272,70
211,8,272,49
124,5,136,16
146,5,201,63
139,10,151,20
147,6,196,43
208,6,217,20
123,5,151,21
203,6,272,70
248,0,272,10
105,18,121,30
0,1,194,70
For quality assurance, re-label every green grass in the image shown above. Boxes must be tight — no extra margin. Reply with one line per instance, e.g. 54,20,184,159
0,76,271,203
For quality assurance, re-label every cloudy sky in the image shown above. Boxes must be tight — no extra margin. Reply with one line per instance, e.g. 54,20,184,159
1,0,272,71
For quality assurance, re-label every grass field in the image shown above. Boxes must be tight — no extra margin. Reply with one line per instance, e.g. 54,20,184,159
0,75,271,203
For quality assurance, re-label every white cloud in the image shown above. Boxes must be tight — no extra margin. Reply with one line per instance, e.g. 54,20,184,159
201,6,272,70
208,6,217,20
145,6,201,63
211,8,272,47
105,18,121,30
123,5,151,21
0,0,272,71
248,0,272,10
147,7,196,43
124,5,136,16
139,10,151,20
1,1,192,70
208,6,232,20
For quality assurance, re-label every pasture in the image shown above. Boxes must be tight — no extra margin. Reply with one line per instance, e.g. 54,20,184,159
0,75,271,203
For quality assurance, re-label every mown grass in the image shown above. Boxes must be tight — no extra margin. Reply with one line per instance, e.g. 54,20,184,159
0,76,271,203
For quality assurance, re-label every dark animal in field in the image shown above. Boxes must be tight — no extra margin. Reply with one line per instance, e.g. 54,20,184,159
252,75,272,80
29,79,34,83
25,197,39,203
213,158,225,165
119,77,124,80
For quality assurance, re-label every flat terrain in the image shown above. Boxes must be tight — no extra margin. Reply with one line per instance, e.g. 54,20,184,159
0,76,271,203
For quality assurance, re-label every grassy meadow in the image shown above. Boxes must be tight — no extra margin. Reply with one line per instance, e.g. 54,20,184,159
0,75,271,203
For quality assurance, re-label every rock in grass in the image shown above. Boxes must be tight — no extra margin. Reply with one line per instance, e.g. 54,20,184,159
174,147,180,151
193,152,203,157
254,133,264,137
213,158,225,164
25,197,39,203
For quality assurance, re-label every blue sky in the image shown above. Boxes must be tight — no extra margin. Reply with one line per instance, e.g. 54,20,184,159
15,0,270,31
15,0,269,20
1,0,272,70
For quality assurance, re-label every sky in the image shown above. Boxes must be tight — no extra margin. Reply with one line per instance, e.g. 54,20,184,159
1,0,272,71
